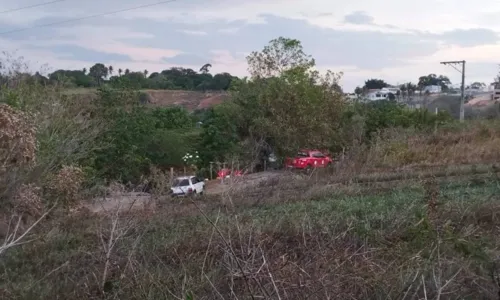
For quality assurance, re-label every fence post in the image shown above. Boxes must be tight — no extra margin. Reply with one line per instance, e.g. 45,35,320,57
434,107,438,134
221,163,226,184
170,167,174,184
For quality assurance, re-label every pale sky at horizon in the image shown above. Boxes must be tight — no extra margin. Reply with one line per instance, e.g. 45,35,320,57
1,0,500,91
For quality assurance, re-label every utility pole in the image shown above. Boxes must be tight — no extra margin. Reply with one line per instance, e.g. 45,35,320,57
440,60,466,122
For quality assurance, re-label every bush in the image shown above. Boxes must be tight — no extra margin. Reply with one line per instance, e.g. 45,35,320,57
86,89,200,183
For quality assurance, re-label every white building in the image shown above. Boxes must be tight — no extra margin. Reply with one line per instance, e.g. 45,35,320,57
423,85,441,94
364,88,400,101
365,90,389,101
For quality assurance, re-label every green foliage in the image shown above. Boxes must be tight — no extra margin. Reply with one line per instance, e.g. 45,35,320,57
44,64,238,91
418,73,451,91
246,37,315,78
87,89,199,183
88,63,108,86
199,37,345,164
49,70,95,87
199,103,242,164
346,100,454,140
363,78,389,90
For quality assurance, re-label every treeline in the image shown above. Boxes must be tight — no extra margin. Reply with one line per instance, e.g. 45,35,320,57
0,37,454,186
14,63,240,91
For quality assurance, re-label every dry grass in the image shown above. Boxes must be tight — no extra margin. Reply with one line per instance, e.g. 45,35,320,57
1,176,500,299
63,88,229,111
365,121,500,168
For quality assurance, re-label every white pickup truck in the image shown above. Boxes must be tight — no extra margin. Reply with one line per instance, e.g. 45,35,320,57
170,176,205,196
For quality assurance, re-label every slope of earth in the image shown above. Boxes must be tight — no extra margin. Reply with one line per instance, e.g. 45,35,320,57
144,89,230,110
62,88,230,111
426,94,500,119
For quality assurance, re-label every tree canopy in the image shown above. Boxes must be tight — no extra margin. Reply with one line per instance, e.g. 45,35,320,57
44,63,239,91
417,74,451,90
200,37,346,166
363,79,389,90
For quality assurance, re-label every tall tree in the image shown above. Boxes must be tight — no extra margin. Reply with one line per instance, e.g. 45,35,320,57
469,82,485,89
246,37,315,78
118,68,123,76
363,79,389,90
125,69,130,75
417,74,451,91
88,63,108,86
82,67,87,74
236,37,344,155
108,65,113,76
144,69,149,77
199,63,212,74
354,86,363,95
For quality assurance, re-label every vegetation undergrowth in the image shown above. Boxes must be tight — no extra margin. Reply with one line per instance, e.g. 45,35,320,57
2,177,500,299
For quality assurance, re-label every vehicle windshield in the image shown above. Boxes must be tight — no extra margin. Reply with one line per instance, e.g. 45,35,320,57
296,152,309,158
172,179,190,187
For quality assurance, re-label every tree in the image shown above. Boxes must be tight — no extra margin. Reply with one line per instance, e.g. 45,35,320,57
118,68,123,76
144,69,149,77
206,37,345,160
82,68,87,74
88,63,108,86
363,79,389,90
354,86,363,95
199,63,212,74
246,37,315,78
399,82,417,98
470,82,485,89
417,74,451,91
108,65,113,76
125,69,130,75
212,73,234,90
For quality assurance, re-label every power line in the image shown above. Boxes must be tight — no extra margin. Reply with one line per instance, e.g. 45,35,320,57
0,0,179,36
0,0,67,14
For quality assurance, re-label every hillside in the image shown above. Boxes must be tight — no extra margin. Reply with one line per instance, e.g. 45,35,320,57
64,88,230,111
426,94,500,119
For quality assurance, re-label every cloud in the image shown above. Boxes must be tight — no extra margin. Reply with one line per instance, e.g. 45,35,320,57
178,30,208,36
343,11,374,25
163,53,210,66
49,45,132,62
0,0,500,92
435,28,500,47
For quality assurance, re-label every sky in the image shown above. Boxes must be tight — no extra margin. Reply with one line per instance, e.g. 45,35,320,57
1,0,500,91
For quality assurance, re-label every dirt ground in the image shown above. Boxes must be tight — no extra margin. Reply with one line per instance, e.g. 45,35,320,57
84,171,289,213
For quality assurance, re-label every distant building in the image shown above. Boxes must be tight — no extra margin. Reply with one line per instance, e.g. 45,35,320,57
423,85,441,94
365,90,389,101
344,93,358,101
384,87,401,94
364,87,399,101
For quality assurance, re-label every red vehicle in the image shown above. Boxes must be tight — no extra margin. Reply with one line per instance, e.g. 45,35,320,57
217,168,243,179
284,150,333,170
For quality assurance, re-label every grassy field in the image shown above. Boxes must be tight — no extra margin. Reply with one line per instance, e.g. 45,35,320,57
2,174,500,299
